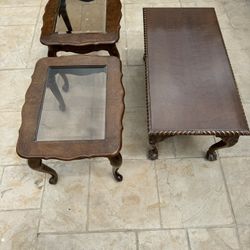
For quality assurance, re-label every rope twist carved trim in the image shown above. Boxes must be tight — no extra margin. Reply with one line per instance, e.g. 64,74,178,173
149,130,250,137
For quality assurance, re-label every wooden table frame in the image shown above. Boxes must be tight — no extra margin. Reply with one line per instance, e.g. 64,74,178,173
41,0,122,57
16,55,125,184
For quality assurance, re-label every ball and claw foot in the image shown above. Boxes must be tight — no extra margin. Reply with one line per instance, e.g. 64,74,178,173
148,147,158,160
112,166,123,182
206,151,217,161
109,153,123,182
49,175,58,185
28,159,58,185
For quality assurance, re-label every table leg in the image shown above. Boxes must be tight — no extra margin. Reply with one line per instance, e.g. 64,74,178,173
108,153,123,182
48,46,57,57
28,159,58,185
148,134,158,160
206,135,239,161
108,44,120,58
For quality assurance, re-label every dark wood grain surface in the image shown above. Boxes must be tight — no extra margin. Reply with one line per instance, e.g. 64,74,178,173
144,8,249,135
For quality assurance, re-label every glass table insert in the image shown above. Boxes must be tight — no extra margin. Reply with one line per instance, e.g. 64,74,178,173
55,0,107,34
37,66,107,141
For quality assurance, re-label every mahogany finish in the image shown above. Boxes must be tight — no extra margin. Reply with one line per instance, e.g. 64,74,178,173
16,55,125,184
41,0,122,57
143,8,250,160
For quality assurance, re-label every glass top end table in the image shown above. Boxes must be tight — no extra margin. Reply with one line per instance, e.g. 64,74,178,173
16,55,125,184
41,0,122,57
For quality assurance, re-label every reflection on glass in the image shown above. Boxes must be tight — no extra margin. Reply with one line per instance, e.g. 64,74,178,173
37,66,107,141
55,0,107,34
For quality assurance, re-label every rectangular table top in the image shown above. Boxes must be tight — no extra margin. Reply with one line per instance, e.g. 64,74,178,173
143,8,249,135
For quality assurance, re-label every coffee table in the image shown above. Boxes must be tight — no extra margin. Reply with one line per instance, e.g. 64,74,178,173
41,0,122,57
16,55,125,184
143,8,250,160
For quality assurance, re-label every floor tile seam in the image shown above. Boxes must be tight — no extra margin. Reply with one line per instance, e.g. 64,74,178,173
0,67,29,71
0,23,36,28
121,156,213,161
218,156,242,249
35,177,45,250
236,224,250,227
123,3,129,66
135,231,139,250
0,4,41,8
38,224,239,236
0,163,27,167
0,166,5,185
85,163,91,232
0,24,38,27
185,229,192,250
92,156,208,164
235,224,244,250
120,6,128,65
220,155,250,159
26,4,42,69
153,161,163,228
37,173,47,234
124,1,180,5
0,208,40,213
0,5,41,8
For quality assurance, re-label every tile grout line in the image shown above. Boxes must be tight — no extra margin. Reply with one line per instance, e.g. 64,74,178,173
85,162,91,232
218,156,243,250
153,161,163,228
0,208,40,213
185,229,192,250
36,173,47,236
123,3,129,66
135,231,139,250
26,3,42,69
0,167,4,185
37,223,241,236
0,68,32,71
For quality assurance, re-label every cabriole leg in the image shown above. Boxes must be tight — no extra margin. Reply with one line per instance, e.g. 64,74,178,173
108,153,123,182
28,159,58,185
108,44,120,58
148,134,158,160
48,46,57,57
206,135,239,161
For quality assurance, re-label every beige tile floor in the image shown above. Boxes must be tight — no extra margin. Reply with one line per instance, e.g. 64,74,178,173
0,0,250,249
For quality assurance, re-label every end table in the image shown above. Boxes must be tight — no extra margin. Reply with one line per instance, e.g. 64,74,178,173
16,55,125,184
41,0,122,57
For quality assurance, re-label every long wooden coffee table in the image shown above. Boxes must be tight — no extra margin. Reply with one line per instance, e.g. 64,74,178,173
143,8,250,160
16,55,124,184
